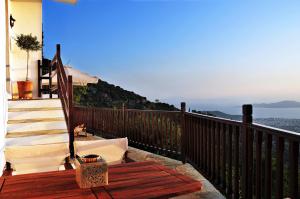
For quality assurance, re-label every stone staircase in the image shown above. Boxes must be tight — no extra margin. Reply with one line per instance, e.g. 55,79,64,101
5,99,69,175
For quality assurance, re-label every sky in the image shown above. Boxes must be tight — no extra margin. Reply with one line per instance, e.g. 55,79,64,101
43,0,300,107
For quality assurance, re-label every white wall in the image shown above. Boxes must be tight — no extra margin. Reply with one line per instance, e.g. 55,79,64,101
9,0,42,98
0,0,8,176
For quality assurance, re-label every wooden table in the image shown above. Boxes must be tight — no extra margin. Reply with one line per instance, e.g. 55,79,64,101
0,161,202,199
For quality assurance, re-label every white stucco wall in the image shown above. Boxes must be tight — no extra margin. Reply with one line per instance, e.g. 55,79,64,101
0,0,8,176
9,0,42,98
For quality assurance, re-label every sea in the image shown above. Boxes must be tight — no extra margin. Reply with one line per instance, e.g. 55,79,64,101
222,107,300,119
192,105,300,133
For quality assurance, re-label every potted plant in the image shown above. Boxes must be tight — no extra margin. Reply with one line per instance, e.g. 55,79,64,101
15,34,42,99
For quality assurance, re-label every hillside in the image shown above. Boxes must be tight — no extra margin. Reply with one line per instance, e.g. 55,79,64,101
73,80,178,111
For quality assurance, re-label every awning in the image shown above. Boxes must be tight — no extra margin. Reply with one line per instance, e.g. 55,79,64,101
42,66,99,86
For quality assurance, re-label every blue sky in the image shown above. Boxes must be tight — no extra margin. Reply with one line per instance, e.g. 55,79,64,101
43,0,300,106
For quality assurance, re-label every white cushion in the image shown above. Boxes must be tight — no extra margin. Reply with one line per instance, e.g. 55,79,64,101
74,138,128,165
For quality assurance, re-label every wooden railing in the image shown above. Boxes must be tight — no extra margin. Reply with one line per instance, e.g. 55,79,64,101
183,104,299,199
51,44,74,156
73,106,182,159
73,103,299,198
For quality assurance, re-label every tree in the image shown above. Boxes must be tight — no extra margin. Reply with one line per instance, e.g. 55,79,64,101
15,34,42,81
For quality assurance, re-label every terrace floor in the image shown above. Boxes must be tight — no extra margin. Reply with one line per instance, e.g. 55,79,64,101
1,132,224,198
76,134,225,199
0,161,202,198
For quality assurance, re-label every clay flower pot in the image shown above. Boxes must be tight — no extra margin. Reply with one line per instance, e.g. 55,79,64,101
81,154,99,163
17,80,33,99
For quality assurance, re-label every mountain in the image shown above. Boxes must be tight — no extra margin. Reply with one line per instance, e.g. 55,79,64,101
73,80,178,111
253,100,300,108
207,111,242,120
192,110,242,121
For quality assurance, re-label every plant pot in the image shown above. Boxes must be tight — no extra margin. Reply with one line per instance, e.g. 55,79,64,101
17,80,33,99
81,154,99,163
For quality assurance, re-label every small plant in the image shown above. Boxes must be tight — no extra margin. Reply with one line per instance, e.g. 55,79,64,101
15,34,42,81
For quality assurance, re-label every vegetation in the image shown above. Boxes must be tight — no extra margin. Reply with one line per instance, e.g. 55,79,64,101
15,34,42,80
73,80,178,111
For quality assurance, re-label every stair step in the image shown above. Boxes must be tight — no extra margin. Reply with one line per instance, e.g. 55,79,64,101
8,110,64,120
6,134,69,147
6,129,67,138
8,99,62,109
8,121,67,133
8,107,62,112
5,98,69,175
8,117,65,124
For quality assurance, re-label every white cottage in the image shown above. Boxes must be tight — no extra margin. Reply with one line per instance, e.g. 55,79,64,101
5,0,42,99
0,0,75,176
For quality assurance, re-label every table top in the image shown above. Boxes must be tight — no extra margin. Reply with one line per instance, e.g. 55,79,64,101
0,161,202,199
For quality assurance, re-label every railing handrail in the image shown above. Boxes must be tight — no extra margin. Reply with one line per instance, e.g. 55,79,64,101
252,122,300,141
186,111,300,141
185,111,243,126
74,105,181,114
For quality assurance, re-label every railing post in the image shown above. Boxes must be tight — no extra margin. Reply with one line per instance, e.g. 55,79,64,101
57,62,60,98
92,107,95,136
6,162,11,171
56,44,61,99
122,103,125,137
56,44,61,58
181,102,186,163
288,140,299,198
241,104,253,199
68,75,74,158
37,60,41,98
49,60,52,99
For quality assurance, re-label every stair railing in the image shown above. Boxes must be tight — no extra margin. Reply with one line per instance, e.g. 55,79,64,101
50,44,74,156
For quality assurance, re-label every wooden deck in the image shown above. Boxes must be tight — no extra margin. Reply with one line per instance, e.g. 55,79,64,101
0,161,202,198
